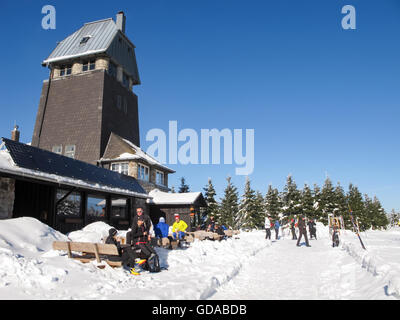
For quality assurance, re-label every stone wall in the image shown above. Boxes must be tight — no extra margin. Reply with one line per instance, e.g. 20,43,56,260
0,177,15,219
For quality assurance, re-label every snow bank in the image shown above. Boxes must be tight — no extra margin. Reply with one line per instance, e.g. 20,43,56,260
341,232,400,297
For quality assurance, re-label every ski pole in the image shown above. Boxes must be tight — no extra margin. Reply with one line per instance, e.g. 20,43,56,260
348,205,366,250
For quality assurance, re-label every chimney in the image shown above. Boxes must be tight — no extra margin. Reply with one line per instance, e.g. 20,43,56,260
116,11,126,34
11,125,20,142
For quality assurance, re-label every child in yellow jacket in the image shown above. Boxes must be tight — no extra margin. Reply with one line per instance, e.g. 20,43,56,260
172,214,188,240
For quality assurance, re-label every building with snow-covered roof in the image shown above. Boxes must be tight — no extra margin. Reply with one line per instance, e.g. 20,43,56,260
31,12,141,166
0,137,149,233
98,133,175,193
148,189,206,231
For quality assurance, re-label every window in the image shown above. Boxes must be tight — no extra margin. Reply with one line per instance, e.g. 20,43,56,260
52,145,62,155
59,65,72,77
87,194,106,218
111,198,128,219
108,61,117,78
80,36,91,45
116,95,122,110
137,164,149,181
56,189,81,217
82,60,96,72
111,162,129,175
122,72,130,88
156,170,165,186
65,145,76,159
123,98,128,114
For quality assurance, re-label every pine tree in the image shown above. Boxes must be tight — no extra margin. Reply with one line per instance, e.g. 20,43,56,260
347,183,366,231
282,175,302,216
178,177,190,193
320,178,336,225
220,176,239,229
334,182,350,228
264,185,281,221
371,196,389,229
237,177,257,229
301,184,315,219
312,184,323,222
203,178,220,223
254,191,266,229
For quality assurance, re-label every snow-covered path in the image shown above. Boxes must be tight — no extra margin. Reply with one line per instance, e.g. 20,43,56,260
211,232,397,300
0,218,399,300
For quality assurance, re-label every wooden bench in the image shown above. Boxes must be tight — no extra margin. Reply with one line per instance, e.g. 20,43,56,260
52,241,123,268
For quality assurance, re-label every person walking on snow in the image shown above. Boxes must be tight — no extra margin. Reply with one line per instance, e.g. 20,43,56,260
296,215,311,247
290,218,297,240
265,215,272,240
274,220,280,240
308,219,317,240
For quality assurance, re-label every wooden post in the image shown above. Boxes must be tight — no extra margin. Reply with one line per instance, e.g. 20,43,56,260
66,242,72,259
93,243,101,263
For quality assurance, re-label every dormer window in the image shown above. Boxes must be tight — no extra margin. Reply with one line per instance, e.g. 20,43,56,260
60,65,72,76
80,36,91,45
82,60,96,72
122,72,129,88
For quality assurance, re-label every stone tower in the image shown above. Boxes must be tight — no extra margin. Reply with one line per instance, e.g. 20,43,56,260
32,12,141,165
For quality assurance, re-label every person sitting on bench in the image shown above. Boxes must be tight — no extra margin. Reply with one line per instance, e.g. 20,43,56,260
131,217,157,260
105,228,141,268
214,223,227,241
172,214,188,240
154,217,170,248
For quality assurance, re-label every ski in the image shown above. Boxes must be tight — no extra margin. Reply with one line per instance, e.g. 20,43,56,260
348,205,366,250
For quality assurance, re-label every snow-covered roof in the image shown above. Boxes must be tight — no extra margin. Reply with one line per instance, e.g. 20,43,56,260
100,137,175,173
147,189,205,206
0,139,149,199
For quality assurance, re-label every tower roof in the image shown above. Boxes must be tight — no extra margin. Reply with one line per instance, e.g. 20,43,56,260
42,14,140,85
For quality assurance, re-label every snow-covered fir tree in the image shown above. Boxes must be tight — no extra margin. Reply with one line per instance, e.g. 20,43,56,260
220,176,239,229
264,185,281,221
312,184,323,222
347,183,366,231
237,177,257,230
301,184,314,219
320,177,336,225
334,182,351,228
282,175,302,216
203,178,220,223
254,191,266,229
178,177,190,193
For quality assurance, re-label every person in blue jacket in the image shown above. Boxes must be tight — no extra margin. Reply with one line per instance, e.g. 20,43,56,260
274,220,281,240
154,217,170,248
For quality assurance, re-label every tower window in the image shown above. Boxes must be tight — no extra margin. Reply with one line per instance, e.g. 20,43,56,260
123,98,128,114
65,145,76,159
80,36,91,45
82,60,96,72
60,65,72,76
117,95,122,110
122,72,130,88
108,61,117,78
52,145,62,155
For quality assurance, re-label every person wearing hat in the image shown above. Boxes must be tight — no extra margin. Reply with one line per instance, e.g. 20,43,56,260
172,214,188,240
214,222,227,241
131,207,153,243
154,217,170,248
105,228,140,268
265,215,272,240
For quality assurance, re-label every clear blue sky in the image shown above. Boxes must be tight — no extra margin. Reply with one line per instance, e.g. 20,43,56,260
0,0,399,212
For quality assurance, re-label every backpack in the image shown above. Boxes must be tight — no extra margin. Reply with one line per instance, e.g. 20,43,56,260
147,254,161,273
